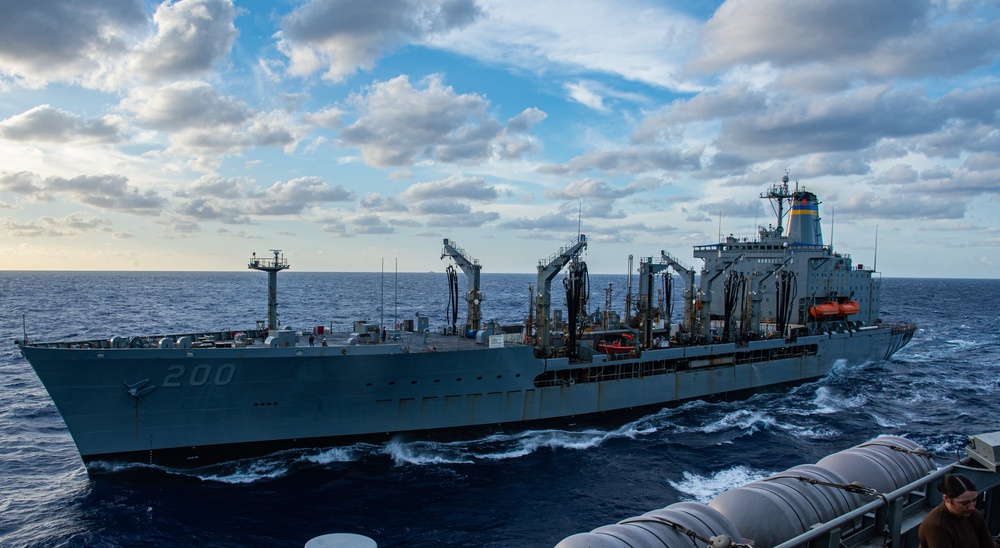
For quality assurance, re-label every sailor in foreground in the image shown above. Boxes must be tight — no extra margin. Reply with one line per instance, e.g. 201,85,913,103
919,473,999,548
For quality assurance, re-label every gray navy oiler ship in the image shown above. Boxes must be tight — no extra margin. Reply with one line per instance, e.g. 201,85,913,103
17,178,916,471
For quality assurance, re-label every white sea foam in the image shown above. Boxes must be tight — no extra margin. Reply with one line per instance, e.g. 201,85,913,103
668,465,772,504
86,460,150,474
376,411,671,465
301,444,369,464
382,438,475,466
827,358,851,376
703,408,775,437
922,438,963,458
810,386,842,414
486,429,610,459
193,458,290,484
866,411,903,428
783,424,839,439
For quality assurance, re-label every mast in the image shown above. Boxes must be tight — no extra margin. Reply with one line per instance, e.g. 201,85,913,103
624,254,633,322
248,249,290,331
873,224,879,273
761,172,792,238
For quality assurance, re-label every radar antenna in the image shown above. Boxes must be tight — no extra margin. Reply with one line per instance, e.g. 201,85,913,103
761,171,792,237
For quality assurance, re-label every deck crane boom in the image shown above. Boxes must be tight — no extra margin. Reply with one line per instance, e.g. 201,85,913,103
534,234,587,358
749,255,794,336
659,251,697,336
441,239,483,332
697,253,746,341
636,257,671,349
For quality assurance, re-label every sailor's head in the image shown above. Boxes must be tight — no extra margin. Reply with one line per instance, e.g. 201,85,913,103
938,473,978,517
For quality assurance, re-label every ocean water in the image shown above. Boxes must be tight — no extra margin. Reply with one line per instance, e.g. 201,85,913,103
1,272,998,547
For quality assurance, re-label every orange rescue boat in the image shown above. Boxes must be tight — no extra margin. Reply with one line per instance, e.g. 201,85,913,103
838,301,860,316
809,302,841,317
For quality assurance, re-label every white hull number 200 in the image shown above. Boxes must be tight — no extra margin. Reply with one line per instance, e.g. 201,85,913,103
163,364,236,387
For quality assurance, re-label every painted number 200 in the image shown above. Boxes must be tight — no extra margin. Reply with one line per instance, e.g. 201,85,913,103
163,364,236,387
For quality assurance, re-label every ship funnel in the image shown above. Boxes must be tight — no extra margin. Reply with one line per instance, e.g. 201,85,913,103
787,191,823,246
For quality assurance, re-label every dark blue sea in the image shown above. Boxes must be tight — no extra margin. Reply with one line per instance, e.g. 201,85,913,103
1,272,998,547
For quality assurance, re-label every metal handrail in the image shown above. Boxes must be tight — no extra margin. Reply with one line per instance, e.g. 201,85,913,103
773,458,989,548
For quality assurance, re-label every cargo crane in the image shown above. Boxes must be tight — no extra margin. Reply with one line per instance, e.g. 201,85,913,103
441,239,483,333
697,253,745,341
636,256,672,349
659,251,697,338
534,234,587,358
748,255,794,337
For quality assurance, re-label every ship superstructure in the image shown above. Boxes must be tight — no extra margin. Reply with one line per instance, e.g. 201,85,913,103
16,182,915,470
628,175,884,355
695,177,881,337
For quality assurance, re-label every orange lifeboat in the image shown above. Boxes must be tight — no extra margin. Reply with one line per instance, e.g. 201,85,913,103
809,302,841,317
838,301,860,316
596,342,634,354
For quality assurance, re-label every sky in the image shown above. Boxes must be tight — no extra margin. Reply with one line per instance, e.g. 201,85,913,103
0,0,998,277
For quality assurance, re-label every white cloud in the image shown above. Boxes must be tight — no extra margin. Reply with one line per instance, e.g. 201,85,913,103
542,145,704,176
123,81,251,130
132,0,239,82
340,74,520,167
400,175,499,202
426,0,703,91
121,81,307,160
0,171,165,214
250,176,355,215
545,177,664,219
692,0,929,72
349,213,395,234
0,0,242,90
0,105,125,144
1,212,114,237
507,107,547,133
0,0,997,277
360,193,409,212
277,0,482,81
839,191,966,219
0,0,145,88
174,175,356,223
565,81,607,112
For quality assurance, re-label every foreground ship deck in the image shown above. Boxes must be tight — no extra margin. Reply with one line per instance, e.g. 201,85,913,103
556,432,1000,548
17,179,916,471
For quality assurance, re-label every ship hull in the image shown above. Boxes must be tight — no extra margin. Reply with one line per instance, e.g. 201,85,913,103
19,325,914,470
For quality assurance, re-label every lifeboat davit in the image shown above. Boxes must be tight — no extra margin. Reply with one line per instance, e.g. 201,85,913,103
809,302,841,317
838,301,860,316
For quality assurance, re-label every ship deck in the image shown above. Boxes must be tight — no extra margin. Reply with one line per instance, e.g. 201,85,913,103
293,329,528,353
17,327,532,353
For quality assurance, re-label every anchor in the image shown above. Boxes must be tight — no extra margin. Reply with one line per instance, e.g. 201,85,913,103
124,379,156,446
124,379,156,401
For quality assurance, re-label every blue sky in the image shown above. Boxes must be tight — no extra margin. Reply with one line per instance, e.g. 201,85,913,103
0,0,998,277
